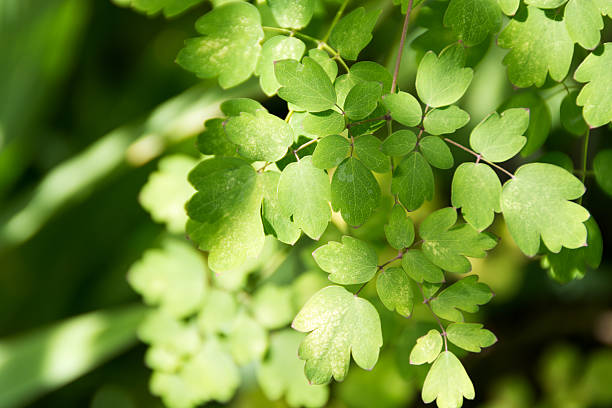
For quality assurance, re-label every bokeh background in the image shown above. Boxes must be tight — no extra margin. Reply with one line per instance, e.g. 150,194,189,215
1,0,611,407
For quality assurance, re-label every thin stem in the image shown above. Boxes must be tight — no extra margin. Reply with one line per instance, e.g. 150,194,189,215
263,26,320,44
579,128,590,205
285,109,294,123
444,137,515,179
391,0,414,93
320,43,350,72
347,114,389,129
294,138,319,153
416,282,448,351
322,0,350,43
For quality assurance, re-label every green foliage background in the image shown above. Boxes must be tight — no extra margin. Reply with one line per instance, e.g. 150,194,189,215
1,0,612,407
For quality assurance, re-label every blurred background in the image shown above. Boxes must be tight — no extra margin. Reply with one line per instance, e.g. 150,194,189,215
0,0,611,407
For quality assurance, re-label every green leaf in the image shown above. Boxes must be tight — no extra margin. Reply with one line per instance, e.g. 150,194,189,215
451,163,502,231
470,108,529,162
313,236,378,284
308,48,338,82
382,91,422,127
257,330,329,407
197,289,237,335
574,43,612,128
221,98,264,117
139,155,196,234
377,267,418,317
402,249,445,283
176,3,263,88
128,239,206,319
123,0,205,18
498,6,573,88
392,152,434,211
443,0,502,46
268,0,314,29
446,323,497,352
292,286,383,384
560,91,589,136
420,207,497,273
139,310,201,355
423,106,470,135
303,110,345,137
410,329,443,365
430,275,493,322
225,110,294,161
416,44,473,108
564,0,604,50
594,149,612,196
230,313,268,365
329,7,381,60
422,351,475,408
524,0,568,8
197,118,238,157
261,171,301,245
312,135,350,169
345,81,383,120
278,156,331,239
252,284,295,329
384,204,415,250
419,136,454,169
350,61,394,94
255,36,306,96
354,134,391,173
288,111,319,141
542,217,603,283
498,0,519,15
276,57,337,112
381,130,417,156
538,151,574,172
186,158,264,272
331,157,381,226
501,163,589,256
501,92,551,156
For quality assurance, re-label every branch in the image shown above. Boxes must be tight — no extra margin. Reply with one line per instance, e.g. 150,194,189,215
391,0,414,93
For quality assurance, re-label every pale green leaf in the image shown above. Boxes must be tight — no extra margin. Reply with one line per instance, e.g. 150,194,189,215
345,81,383,120
312,135,350,169
416,44,473,108
350,61,394,93
276,57,337,112
470,108,529,162
422,351,475,408
377,267,418,317
225,110,294,161
308,48,338,82
392,152,434,211
560,91,589,136
278,156,331,239
451,163,502,231
498,6,573,87
446,323,497,352
524,0,568,8
498,0,519,15
420,207,497,273
419,136,454,169
197,289,237,335
501,163,589,256
261,171,301,245
354,134,391,173
230,313,268,365
139,311,201,356
594,149,612,196
430,275,493,322
443,0,502,46
423,106,470,135
252,284,295,329
313,235,378,284
292,286,383,384
139,155,196,234
501,92,551,156
410,329,443,365
124,0,204,18
402,249,445,283
128,239,206,319
384,204,415,250
255,36,306,96
329,7,381,60
186,158,264,272
331,157,381,226
381,130,417,156
176,3,263,88
382,91,422,127
565,0,604,50
574,43,612,127
221,98,264,117
268,0,314,29
197,118,238,157
303,110,345,137
288,111,319,141
257,330,329,407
